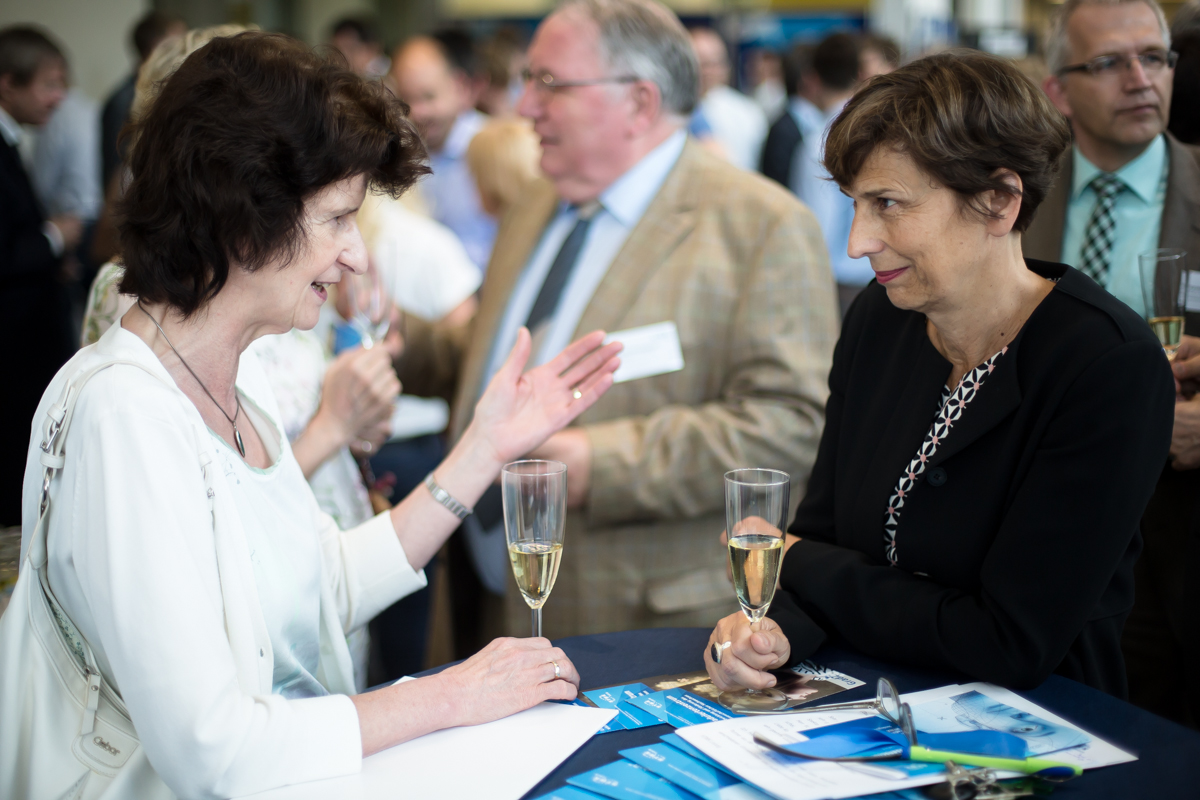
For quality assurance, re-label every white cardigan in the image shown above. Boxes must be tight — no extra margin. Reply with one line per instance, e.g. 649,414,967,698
20,324,426,799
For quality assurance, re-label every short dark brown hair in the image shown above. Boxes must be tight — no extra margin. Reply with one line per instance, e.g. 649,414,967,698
824,50,1070,233
0,26,65,87
118,32,428,315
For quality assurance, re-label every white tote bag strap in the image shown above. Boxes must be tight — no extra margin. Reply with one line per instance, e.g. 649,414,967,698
25,359,180,726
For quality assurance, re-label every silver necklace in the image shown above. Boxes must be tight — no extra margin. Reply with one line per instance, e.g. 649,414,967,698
138,301,247,457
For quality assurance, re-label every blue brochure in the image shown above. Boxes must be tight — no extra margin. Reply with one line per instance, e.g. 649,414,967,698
658,688,739,727
660,733,740,778
775,714,1030,761
630,691,671,722
584,683,663,731
567,760,703,800
619,743,771,800
530,787,609,800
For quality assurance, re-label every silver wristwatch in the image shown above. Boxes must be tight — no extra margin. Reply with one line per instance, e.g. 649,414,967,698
424,472,473,519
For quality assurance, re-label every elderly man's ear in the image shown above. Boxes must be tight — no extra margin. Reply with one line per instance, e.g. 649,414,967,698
985,168,1024,237
627,79,663,135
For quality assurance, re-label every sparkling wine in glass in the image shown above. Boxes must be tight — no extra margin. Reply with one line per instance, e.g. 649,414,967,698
343,259,392,349
719,468,791,713
1140,248,1189,359
502,460,567,638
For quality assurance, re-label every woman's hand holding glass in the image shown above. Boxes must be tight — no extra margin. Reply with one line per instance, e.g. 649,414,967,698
705,606,792,693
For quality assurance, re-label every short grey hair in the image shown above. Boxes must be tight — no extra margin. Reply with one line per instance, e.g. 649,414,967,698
556,0,699,116
1045,0,1171,74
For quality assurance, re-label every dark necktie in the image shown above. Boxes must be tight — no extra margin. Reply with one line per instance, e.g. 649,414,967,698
471,201,601,534
1078,173,1124,284
525,201,601,334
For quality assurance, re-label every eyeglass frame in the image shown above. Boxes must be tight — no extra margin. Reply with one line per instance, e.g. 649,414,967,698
1056,49,1178,78
521,68,640,93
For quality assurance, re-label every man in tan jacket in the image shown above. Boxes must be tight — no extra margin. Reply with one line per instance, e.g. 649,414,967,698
399,0,838,643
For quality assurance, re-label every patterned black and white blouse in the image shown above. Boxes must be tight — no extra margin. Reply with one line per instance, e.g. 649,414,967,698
883,346,1008,567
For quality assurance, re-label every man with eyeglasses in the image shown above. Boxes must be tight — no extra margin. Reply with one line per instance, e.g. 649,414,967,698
393,0,837,651
1027,0,1200,729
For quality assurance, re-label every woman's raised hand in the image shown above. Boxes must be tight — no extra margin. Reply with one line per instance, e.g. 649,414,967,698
468,327,621,467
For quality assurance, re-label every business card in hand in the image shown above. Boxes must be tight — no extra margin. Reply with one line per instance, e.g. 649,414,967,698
603,322,685,383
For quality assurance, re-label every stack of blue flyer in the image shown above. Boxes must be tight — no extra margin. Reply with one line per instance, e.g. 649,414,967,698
531,733,775,800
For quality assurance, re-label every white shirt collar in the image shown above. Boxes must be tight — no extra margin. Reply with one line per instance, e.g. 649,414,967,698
0,105,22,148
595,128,688,229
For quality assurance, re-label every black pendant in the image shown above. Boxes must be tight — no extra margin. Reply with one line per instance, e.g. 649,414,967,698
234,427,246,458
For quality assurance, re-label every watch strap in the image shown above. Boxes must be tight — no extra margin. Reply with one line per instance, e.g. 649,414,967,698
424,472,473,520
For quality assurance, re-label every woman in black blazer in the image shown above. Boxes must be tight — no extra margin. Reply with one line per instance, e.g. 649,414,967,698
704,52,1175,698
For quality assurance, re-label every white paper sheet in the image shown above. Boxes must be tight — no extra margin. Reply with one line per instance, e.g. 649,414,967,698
233,685,616,800
677,683,1135,800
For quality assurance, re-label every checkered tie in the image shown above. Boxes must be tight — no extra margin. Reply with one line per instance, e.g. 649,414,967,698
1078,173,1124,284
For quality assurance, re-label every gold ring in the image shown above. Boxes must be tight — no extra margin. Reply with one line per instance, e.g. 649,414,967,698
572,389,583,400
549,659,561,679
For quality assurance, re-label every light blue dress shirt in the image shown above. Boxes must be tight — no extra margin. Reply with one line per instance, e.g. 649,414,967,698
425,109,498,272
787,97,873,287
1061,136,1168,318
483,128,688,384
466,129,687,596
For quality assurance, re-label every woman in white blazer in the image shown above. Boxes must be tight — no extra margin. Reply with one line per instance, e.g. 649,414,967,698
17,33,620,798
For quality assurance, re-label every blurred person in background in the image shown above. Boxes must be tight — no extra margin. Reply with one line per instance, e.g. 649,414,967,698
100,11,184,190
793,32,873,314
759,42,817,191
477,27,527,118
747,47,786,122
1168,29,1200,144
688,26,767,172
389,30,497,272
858,32,900,80
329,16,389,79
0,26,79,527
29,49,101,326
394,0,838,650
466,116,543,219
1028,0,1200,728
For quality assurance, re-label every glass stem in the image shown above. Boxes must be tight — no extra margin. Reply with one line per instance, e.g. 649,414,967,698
533,607,542,639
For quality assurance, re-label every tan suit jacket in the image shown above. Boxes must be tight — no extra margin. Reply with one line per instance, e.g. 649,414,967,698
1024,134,1200,331
402,139,840,637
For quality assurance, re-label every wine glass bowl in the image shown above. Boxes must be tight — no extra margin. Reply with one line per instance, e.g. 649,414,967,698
343,259,392,349
719,468,791,713
1139,248,1188,360
502,460,567,638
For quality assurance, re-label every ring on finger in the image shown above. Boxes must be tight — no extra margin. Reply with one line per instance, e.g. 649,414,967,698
548,659,561,679
358,440,373,453
572,389,583,400
710,640,732,665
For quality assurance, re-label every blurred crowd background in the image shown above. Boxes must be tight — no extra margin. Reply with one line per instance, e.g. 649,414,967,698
2,0,1198,688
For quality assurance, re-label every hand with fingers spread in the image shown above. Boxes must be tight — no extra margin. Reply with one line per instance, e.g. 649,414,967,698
704,612,791,693
466,327,622,467
437,637,580,726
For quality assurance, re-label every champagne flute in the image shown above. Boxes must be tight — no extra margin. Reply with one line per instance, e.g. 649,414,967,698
1139,248,1189,359
718,468,791,713
502,460,567,638
343,258,392,349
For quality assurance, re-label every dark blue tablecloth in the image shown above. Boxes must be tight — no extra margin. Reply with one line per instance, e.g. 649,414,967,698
467,627,1200,799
